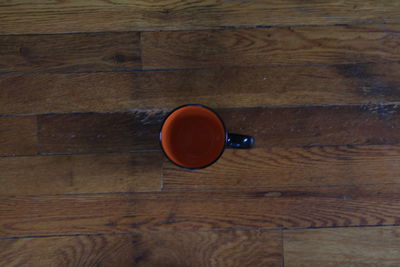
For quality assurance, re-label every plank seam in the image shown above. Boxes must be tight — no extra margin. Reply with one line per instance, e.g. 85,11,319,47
0,224,399,240
1,181,400,198
1,61,400,77
1,141,399,158
0,101,399,117
281,230,285,267
1,21,400,36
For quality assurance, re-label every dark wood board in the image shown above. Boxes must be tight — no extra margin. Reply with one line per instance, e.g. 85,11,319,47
0,152,162,195
2,1,400,34
164,145,400,190
2,63,400,114
0,230,282,266
1,184,399,237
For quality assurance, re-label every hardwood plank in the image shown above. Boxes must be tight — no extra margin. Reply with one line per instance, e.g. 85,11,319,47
0,234,134,267
0,116,37,156
163,145,400,190
35,100,400,154
142,25,400,69
129,230,282,267
38,111,167,153
284,226,400,267
37,104,400,154
2,1,400,34
0,230,282,267
0,72,139,114
2,62,400,114
218,104,400,149
0,32,141,74
135,63,400,108
0,152,161,195
0,184,399,237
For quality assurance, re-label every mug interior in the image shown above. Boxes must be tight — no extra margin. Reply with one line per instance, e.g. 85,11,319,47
160,105,226,169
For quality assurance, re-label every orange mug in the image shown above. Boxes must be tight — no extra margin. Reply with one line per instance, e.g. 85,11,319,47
160,104,254,169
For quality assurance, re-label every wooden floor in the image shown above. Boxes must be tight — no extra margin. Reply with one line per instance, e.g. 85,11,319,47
1,1,400,266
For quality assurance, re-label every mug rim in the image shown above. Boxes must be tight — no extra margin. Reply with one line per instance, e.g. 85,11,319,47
159,104,227,170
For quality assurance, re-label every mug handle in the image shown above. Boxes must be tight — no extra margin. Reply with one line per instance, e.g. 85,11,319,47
226,133,254,149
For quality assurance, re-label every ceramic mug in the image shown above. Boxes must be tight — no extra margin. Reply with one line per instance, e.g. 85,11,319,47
160,104,254,169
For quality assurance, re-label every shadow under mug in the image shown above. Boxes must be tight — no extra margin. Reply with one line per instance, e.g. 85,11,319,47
160,104,254,169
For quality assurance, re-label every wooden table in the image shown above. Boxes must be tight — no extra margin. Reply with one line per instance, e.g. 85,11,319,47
1,1,400,266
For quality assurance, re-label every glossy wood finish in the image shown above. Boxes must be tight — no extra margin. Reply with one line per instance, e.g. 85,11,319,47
1,1,400,265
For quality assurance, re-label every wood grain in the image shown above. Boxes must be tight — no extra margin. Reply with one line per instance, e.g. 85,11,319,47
36,104,400,154
0,116,37,156
0,230,282,267
133,231,282,267
0,32,141,74
284,226,400,267
218,105,400,148
2,63,400,114
0,72,140,115
129,230,282,267
0,152,162,195
0,234,135,267
38,111,167,154
1,184,399,237
163,145,400,190
2,1,400,34
218,104,400,149
1,1,399,266
142,25,400,69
